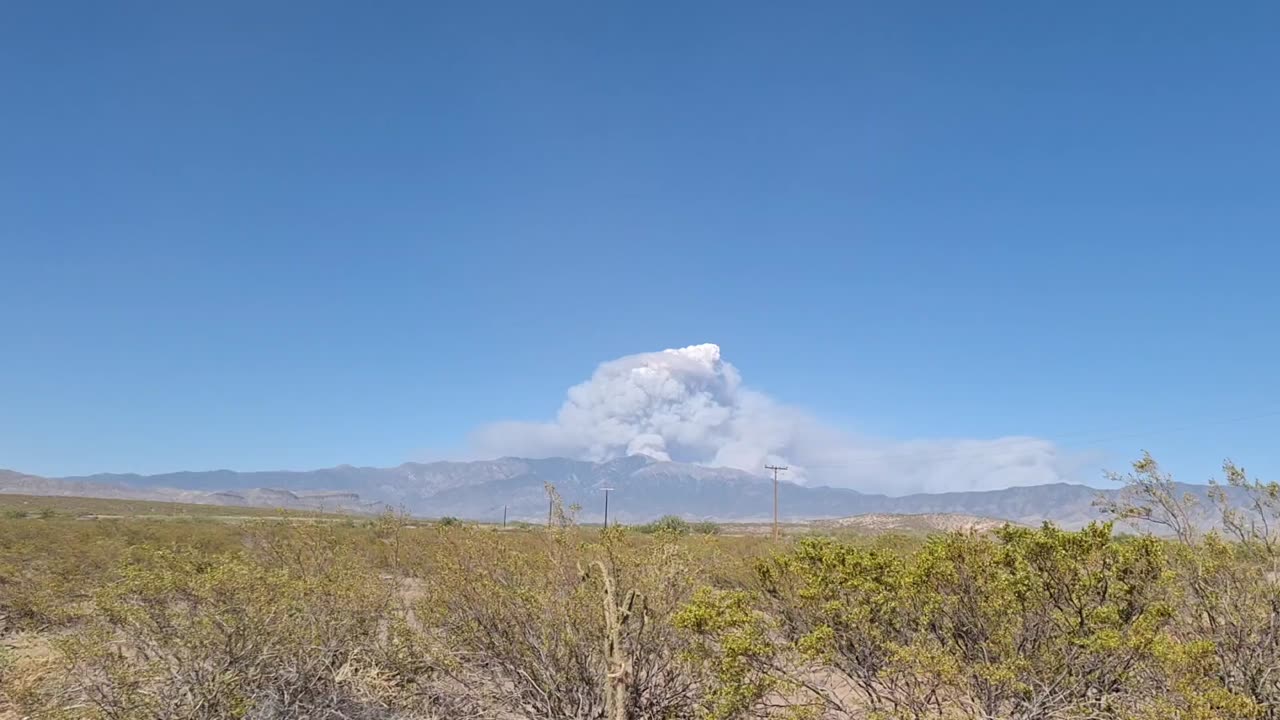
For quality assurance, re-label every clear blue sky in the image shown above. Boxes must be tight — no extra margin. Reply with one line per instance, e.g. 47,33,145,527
3,2,1279,483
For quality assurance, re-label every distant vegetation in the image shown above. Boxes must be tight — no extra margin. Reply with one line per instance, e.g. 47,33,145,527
4,454,1280,719
632,514,721,535
0,493,352,519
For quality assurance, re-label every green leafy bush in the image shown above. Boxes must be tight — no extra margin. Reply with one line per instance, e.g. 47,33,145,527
636,514,691,535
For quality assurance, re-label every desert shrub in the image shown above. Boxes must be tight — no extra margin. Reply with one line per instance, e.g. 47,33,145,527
416,510,713,718
1104,454,1280,718
690,521,721,535
12,525,464,720
0,520,159,630
673,587,783,720
81,550,381,716
903,524,1176,719
636,515,691,535
681,523,1198,719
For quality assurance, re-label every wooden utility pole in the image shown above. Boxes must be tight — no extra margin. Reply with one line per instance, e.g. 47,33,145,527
601,487,615,528
503,505,507,529
766,465,788,541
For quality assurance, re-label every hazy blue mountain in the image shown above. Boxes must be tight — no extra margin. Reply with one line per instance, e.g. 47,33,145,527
0,456,1240,529
0,468,370,512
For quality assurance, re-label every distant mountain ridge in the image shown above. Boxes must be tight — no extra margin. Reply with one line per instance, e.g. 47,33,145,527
0,469,371,513
0,456,1225,529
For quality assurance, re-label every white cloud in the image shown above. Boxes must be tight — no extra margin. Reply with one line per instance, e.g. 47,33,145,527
470,343,1081,494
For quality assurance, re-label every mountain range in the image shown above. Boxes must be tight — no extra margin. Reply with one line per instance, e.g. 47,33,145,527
0,455,1176,528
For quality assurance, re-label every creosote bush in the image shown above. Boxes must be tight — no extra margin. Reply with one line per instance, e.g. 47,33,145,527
414,496,715,719
12,522,456,720
636,514,721,535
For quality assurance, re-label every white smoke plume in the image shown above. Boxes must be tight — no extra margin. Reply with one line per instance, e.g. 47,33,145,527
471,343,1080,494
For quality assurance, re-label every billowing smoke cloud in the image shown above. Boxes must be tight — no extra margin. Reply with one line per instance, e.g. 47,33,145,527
471,343,1080,494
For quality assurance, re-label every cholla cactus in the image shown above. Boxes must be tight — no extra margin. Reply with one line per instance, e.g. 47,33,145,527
581,559,646,720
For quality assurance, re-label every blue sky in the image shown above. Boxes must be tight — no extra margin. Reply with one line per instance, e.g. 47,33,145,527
3,2,1279,486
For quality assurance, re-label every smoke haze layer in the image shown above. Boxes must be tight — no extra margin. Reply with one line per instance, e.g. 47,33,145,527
471,343,1078,494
